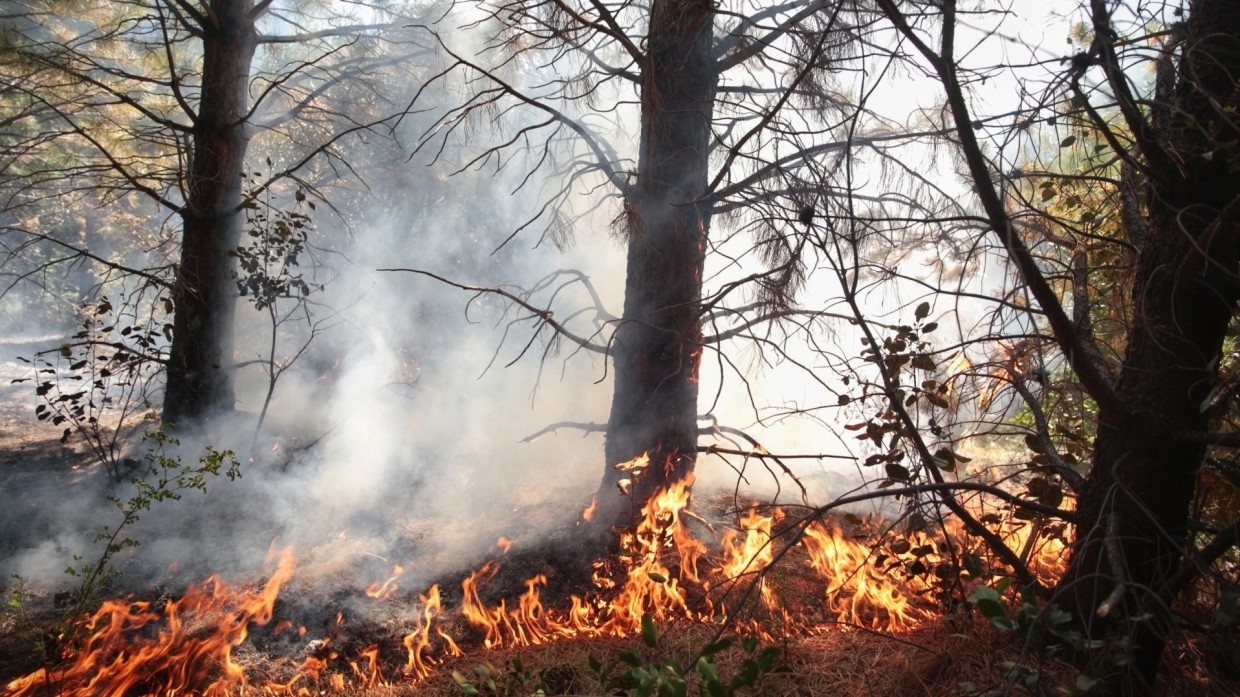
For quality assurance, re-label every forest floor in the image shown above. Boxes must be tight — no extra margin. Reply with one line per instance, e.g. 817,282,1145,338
0,338,1233,696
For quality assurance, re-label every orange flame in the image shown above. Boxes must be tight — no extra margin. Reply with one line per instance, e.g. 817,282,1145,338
802,523,931,631
5,459,1074,693
5,547,296,697
365,564,404,600
402,583,461,680
718,506,783,607
348,644,383,688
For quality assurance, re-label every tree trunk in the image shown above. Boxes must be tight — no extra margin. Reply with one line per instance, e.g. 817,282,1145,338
1055,2,1240,691
162,0,257,426
593,0,716,534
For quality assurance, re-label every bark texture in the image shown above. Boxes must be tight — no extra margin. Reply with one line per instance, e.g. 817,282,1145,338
595,0,716,532
1055,1,1240,691
163,0,257,426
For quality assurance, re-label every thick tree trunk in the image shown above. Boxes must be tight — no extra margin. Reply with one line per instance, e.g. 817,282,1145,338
162,0,257,426
593,0,716,533
1055,2,1240,691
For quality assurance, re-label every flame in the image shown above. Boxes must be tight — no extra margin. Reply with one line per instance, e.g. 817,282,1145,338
348,644,383,688
597,476,703,633
6,457,1075,693
365,564,404,600
718,506,783,608
802,523,931,631
496,536,513,554
5,547,296,697
402,584,461,680
614,452,651,473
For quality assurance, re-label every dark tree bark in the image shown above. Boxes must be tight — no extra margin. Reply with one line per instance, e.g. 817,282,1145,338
163,0,258,426
1053,0,1240,691
594,0,717,532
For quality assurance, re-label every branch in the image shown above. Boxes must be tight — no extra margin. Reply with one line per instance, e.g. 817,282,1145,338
1006,364,1085,491
701,424,809,504
875,0,1125,420
698,445,854,461
716,0,826,73
1085,0,1177,183
1166,519,1240,595
520,421,607,443
710,127,951,203
707,5,840,195
703,308,855,343
794,481,1077,530
577,0,645,64
419,28,631,196
34,340,167,366
9,229,173,289
378,267,609,355
257,23,412,44
1094,510,1129,618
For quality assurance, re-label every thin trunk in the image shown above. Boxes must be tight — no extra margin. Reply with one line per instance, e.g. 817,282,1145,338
594,0,716,533
162,0,257,426
1056,2,1240,691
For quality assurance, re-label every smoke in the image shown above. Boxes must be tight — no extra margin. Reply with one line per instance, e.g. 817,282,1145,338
0,0,972,602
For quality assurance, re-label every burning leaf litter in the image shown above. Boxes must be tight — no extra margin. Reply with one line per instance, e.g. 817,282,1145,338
3,460,1068,696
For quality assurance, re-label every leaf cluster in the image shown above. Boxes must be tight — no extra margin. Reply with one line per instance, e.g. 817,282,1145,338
587,614,779,697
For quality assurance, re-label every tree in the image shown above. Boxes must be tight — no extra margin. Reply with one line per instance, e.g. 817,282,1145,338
413,0,1240,689
0,0,431,427
402,0,928,535
877,0,1240,691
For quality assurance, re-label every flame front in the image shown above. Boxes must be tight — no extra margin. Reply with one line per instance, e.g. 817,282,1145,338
5,547,296,697
6,459,1073,694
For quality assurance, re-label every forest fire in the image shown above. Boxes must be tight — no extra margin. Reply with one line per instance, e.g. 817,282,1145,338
4,547,296,697
3,462,1070,696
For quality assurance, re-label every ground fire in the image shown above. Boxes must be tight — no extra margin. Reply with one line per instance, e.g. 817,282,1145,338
3,455,1069,696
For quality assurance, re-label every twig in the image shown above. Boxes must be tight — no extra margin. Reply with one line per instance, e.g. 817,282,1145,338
520,421,607,443
1095,510,1128,618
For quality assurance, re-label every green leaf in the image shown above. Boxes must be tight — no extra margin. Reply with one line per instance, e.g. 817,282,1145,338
1060,135,1077,148
976,597,1007,620
1075,673,1099,693
922,321,938,333
990,615,1015,631
641,612,658,648
914,301,931,320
